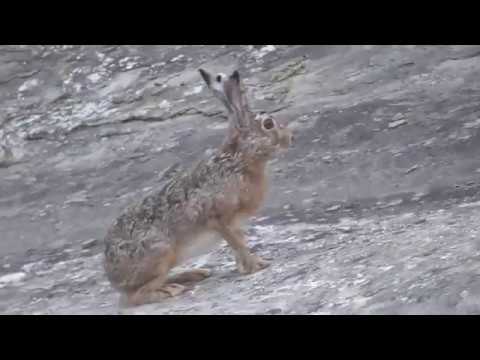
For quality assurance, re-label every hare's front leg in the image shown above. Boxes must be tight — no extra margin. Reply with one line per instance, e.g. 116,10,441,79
218,225,270,274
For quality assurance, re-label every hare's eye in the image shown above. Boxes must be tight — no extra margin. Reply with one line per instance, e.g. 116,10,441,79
262,118,275,130
216,75,222,82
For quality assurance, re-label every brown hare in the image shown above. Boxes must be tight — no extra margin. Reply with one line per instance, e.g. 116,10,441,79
103,68,293,306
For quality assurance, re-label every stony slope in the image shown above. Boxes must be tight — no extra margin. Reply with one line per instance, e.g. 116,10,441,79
1,45,480,314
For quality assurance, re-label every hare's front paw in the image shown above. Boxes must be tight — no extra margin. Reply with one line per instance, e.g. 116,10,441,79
237,253,270,275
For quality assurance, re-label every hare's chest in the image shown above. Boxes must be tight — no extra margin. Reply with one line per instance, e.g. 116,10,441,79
238,172,268,215
176,231,222,264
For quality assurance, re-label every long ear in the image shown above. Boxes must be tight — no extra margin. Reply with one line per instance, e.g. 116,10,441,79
198,68,212,87
199,68,234,115
198,68,251,128
199,68,249,129
223,70,251,128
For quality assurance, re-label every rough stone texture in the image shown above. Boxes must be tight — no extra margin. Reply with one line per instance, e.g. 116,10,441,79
2,45,480,314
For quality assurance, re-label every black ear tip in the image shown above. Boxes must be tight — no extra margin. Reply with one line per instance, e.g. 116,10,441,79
198,68,210,85
230,70,240,82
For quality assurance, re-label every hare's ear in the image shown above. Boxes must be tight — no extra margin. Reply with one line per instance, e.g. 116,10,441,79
198,68,250,128
225,70,249,113
199,68,212,87
199,68,234,115
223,70,251,128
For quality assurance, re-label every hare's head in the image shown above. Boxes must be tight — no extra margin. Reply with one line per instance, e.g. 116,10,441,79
199,68,293,160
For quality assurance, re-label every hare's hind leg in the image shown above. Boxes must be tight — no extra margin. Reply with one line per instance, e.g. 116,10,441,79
124,246,188,307
126,276,188,307
167,268,212,285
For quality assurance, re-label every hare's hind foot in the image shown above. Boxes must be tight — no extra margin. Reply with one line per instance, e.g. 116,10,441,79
167,268,212,285
123,269,211,307
125,276,189,307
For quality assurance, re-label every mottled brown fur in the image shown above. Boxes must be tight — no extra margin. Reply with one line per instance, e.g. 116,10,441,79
103,69,292,306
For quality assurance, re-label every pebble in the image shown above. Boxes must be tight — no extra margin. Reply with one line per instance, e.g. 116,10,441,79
170,54,185,62
81,239,98,249
22,262,42,273
392,113,405,121
388,119,408,129
411,193,425,201
413,218,427,225
81,249,93,257
302,198,314,205
266,308,282,315
336,226,353,233
159,100,171,109
383,198,404,208
326,204,341,212
405,164,419,174
322,155,332,163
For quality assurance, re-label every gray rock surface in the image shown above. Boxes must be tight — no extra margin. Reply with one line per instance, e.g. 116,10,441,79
2,45,480,314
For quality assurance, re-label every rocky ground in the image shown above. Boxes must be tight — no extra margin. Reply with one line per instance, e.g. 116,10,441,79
1,45,480,314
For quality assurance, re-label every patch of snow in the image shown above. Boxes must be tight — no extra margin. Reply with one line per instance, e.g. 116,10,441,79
19,79,40,92
171,54,185,62
184,85,203,96
463,119,480,129
87,73,102,83
0,272,26,287
459,201,480,208
252,45,277,59
159,100,171,109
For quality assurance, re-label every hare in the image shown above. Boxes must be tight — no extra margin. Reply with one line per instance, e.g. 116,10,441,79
103,68,293,307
